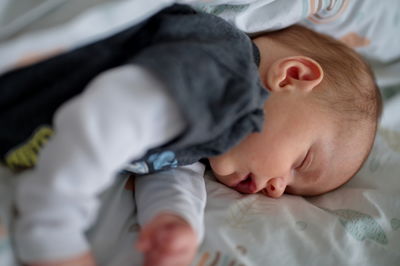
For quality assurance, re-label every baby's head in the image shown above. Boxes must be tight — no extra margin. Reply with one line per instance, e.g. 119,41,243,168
209,25,382,198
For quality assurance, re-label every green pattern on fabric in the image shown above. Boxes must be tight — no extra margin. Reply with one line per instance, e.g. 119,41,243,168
295,221,308,231
391,218,400,231
382,84,400,100
325,208,388,245
379,128,400,153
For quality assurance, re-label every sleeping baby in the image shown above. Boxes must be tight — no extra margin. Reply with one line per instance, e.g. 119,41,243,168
0,4,381,266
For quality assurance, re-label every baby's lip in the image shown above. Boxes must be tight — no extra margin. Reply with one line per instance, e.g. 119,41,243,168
233,173,257,194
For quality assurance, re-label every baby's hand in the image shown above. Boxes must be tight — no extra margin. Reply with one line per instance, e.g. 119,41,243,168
27,252,96,266
136,213,198,266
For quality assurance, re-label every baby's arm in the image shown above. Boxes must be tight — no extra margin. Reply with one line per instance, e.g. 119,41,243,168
134,162,206,266
15,65,185,264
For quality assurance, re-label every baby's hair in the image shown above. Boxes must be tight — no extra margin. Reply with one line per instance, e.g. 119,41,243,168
266,25,382,122
265,25,382,174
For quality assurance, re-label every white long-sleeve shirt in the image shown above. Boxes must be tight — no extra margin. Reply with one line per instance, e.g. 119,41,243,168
14,65,206,263
135,162,206,244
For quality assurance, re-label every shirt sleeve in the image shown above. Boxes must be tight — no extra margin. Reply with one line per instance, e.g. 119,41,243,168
14,65,185,263
134,162,207,244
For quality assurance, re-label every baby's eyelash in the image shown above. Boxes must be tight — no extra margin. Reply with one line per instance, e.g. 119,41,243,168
297,150,311,170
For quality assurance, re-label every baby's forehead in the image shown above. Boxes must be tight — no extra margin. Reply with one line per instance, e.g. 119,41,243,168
336,120,374,161
323,137,370,187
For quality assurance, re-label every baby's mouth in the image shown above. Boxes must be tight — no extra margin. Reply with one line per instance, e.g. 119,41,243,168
233,174,257,194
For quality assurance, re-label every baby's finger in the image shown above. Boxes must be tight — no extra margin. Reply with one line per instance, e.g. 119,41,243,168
155,225,197,254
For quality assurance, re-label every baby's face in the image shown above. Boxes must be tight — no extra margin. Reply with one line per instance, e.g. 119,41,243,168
209,92,369,198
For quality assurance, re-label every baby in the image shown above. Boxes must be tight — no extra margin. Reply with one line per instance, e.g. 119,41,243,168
136,23,383,266
0,4,381,266
134,21,383,266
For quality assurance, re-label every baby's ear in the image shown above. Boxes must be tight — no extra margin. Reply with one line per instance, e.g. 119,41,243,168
266,56,323,93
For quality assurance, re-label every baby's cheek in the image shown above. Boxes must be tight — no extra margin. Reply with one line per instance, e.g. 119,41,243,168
208,156,235,177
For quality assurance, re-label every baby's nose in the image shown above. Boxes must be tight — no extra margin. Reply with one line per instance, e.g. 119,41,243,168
263,177,286,198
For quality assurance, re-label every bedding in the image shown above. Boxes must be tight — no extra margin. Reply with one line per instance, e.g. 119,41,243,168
1,96,400,265
1,0,400,265
2,0,399,87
